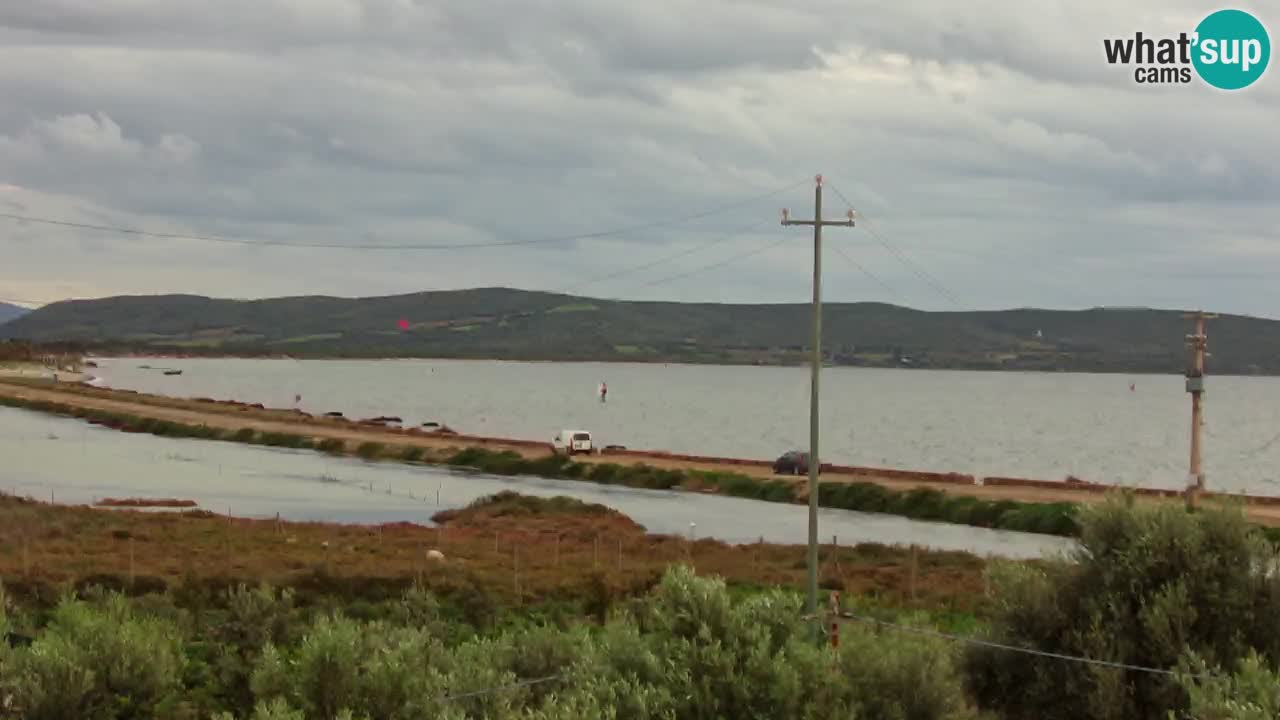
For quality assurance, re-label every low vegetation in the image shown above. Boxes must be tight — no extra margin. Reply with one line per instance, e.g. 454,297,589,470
0,568,977,720
0,491,987,614
3,495,1280,718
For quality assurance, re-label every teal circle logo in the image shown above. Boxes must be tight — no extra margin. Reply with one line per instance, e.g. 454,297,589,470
1192,9,1270,90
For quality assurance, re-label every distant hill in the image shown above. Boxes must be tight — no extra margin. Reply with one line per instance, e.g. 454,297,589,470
1,288,1274,374
0,302,30,326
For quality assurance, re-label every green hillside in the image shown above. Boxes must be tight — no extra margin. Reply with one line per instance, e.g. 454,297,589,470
1,288,1274,374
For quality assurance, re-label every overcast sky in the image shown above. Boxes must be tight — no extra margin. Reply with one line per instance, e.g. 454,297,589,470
1,0,1277,315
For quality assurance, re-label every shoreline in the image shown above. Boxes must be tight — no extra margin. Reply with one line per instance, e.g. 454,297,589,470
76,352,1280,377
4,377,1280,534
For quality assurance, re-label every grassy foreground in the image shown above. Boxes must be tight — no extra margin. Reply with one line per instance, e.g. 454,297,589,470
0,392,1084,538
5,494,1280,719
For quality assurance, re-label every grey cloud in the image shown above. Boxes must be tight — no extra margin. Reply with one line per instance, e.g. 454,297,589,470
1,0,1279,317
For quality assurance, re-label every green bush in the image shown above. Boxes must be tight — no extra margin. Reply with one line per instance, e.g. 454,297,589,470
399,446,424,462
232,428,257,443
1175,650,1280,720
0,567,980,719
587,463,623,484
965,496,1280,720
256,432,312,450
354,442,384,460
1,592,186,719
316,438,344,455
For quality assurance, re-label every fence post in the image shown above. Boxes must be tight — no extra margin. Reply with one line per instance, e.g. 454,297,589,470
984,555,992,598
829,591,840,649
909,544,918,603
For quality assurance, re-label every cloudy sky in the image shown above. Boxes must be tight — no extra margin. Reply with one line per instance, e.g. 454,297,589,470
1,0,1277,315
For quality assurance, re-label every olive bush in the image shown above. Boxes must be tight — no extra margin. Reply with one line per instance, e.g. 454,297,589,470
965,496,1280,720
1,567,976,719
1,592,185,720
1174,650,1280,720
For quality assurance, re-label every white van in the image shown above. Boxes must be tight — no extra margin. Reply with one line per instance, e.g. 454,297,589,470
553,430,593,455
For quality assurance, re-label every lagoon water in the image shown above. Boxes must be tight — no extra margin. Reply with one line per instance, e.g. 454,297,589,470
91,357,1280,494
0,407,1071,559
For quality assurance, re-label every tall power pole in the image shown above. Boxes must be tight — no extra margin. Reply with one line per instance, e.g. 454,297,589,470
1183,310,1216,509
781,174,855,630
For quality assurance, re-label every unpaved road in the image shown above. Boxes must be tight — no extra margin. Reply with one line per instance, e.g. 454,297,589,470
4,379,1279,526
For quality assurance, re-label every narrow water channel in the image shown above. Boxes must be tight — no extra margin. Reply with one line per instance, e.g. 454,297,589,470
0,407,1074,559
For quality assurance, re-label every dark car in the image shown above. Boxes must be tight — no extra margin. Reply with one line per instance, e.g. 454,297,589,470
772,450,810,475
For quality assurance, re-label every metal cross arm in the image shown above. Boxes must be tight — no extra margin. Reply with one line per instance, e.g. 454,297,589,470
781,209,856,227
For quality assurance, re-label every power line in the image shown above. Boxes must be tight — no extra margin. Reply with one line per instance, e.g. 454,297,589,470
558,218,774,295
829,244,900,300
833,611,1213,681
634,233,793,289
0,179,806,252
826,184,964,308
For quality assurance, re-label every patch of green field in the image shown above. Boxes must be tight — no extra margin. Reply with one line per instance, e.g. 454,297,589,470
547,303,599,314
163,338,228,348
268,333,344,344
613,345,653,355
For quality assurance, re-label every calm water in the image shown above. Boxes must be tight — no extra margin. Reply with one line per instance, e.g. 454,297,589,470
0,407,1069,558
91,357,1280,494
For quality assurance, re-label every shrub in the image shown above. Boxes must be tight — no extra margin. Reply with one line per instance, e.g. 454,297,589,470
966,495,1280,720
1176,650,1280,720
3,592,186,719
354,442,384,460
257,432,312,449
587,463,622,485
398,446,424,462
232,428,257,443
316,439,344,455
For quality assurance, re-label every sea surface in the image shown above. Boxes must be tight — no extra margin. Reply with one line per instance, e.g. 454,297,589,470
89,357,1280,494
0,406,1070,559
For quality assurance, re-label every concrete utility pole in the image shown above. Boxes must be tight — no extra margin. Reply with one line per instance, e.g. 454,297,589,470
1183,310,1216,510
781,174,855,634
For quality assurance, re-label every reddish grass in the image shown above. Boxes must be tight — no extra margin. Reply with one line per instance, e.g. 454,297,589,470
0,492,990,612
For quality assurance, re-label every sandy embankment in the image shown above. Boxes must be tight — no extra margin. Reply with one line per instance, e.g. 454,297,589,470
3,378,1280,527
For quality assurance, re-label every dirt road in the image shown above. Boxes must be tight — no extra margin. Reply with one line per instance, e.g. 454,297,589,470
5,379,1279,526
